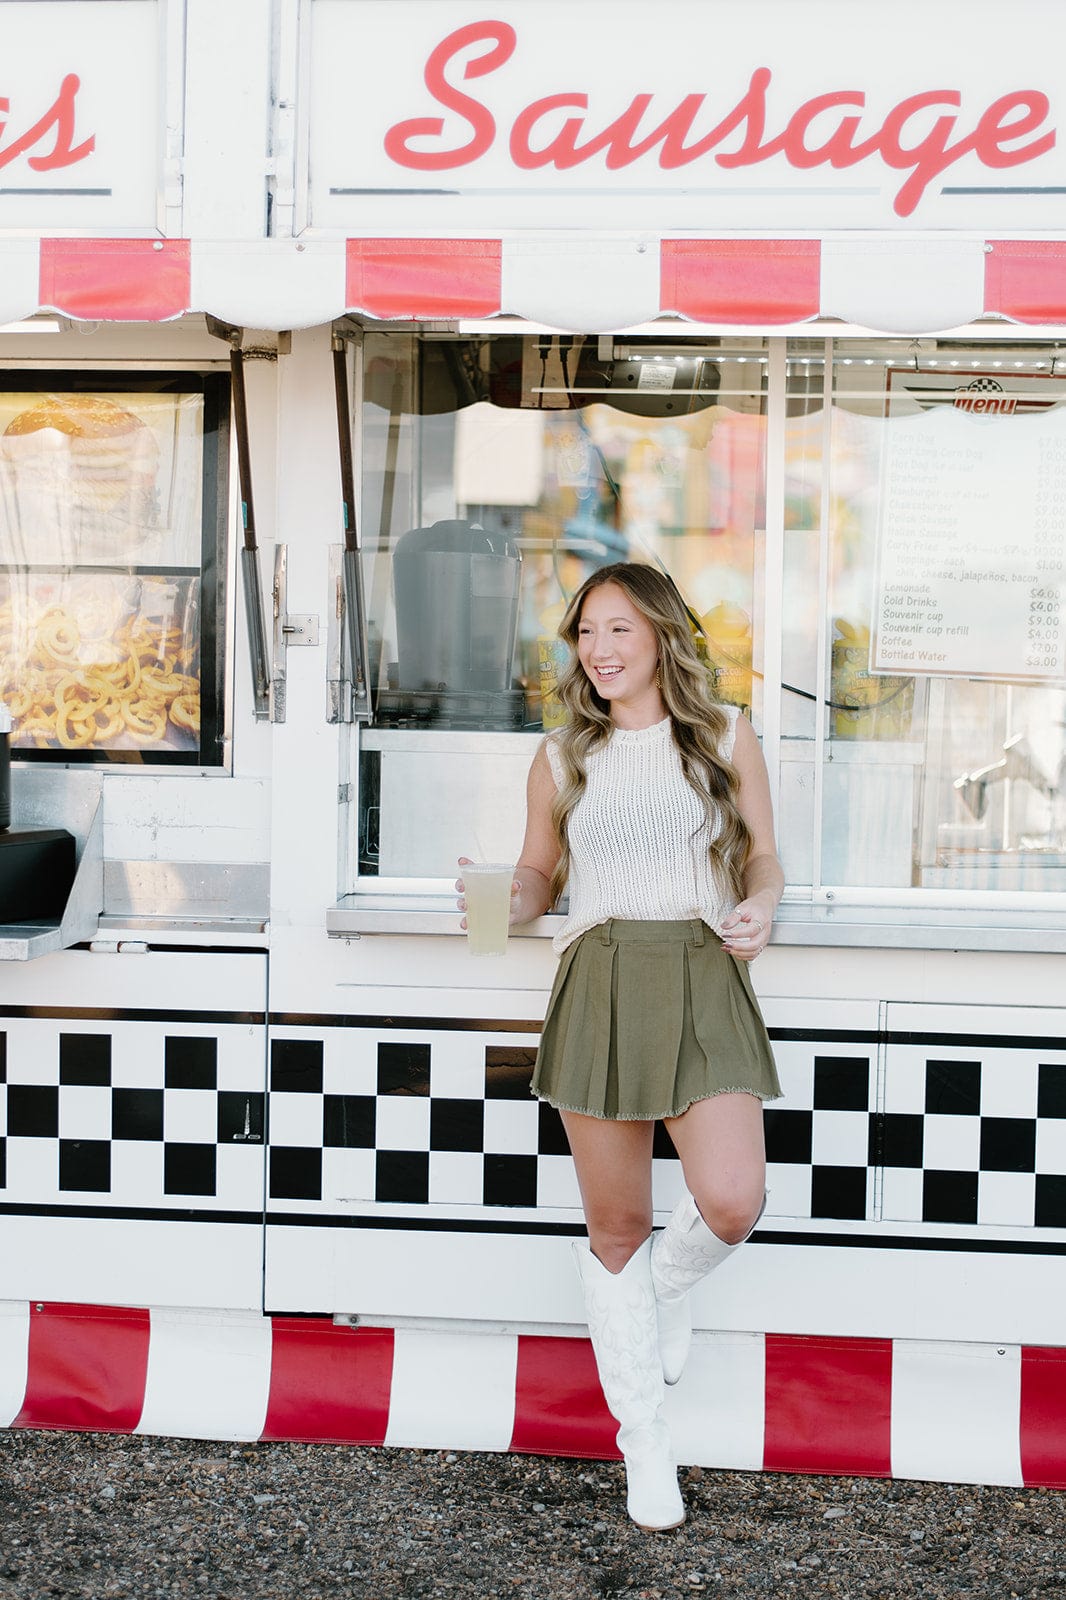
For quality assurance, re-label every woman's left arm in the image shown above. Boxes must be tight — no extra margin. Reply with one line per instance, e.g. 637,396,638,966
720,713,784,962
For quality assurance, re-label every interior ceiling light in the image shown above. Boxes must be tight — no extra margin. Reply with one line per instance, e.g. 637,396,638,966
0,318,61,334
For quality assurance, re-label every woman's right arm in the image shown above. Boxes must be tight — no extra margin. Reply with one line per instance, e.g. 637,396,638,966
456,740,561,926
510,738,562,924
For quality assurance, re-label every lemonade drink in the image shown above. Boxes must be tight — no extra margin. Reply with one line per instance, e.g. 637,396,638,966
464,863,514,956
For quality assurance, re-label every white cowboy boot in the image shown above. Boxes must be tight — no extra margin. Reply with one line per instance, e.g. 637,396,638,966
573,1236,685,1532
650,1193,766,1385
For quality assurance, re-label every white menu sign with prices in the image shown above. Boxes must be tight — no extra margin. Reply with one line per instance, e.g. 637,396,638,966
873,403,1066,681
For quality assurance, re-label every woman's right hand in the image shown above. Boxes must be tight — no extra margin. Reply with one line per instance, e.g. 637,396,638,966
456,856,523,930
455,858,470,929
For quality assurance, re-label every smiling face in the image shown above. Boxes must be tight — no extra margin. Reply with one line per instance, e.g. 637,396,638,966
576,581,665,725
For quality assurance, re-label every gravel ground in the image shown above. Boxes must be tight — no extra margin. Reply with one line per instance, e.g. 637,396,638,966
1,1431,1063,1599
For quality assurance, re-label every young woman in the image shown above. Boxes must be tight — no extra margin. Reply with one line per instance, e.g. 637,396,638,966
459,562,782,1532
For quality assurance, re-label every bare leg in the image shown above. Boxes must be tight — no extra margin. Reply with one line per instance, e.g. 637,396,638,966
563,1109,684,1529
662,1092,766,1243
560,1110,656,1272
650,1093,766,1386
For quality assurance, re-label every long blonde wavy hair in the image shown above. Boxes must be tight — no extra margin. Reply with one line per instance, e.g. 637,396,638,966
546,562,752,910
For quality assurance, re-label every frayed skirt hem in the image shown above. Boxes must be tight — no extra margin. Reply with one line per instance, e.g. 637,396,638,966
532,1084,783,1122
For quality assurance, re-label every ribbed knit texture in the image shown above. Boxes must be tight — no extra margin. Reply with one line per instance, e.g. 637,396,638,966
547,706,740,954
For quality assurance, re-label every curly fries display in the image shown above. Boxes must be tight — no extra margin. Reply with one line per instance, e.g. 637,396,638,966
0,590,200,752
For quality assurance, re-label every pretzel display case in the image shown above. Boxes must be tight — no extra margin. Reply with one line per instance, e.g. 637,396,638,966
0,375,229,765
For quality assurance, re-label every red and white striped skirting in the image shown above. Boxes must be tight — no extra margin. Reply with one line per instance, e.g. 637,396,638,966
2,1302,1064,1489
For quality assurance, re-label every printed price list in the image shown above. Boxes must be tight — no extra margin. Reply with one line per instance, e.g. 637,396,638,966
873,406,1066,680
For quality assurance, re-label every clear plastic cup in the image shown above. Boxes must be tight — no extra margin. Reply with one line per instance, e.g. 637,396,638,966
463,863,513,956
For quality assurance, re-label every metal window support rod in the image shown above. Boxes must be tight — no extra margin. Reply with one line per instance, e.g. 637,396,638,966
231,346,272,721
207,317,272,722
332,335,373,722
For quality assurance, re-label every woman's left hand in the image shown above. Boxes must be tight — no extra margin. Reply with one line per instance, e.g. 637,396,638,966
720,894,775,961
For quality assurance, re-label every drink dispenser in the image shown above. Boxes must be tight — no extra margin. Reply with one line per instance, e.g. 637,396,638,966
393,520,521,695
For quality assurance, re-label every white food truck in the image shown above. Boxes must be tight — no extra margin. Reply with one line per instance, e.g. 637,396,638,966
0,0,1064,1484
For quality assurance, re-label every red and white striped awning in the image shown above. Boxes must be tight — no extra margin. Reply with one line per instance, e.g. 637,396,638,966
6,235,1066,334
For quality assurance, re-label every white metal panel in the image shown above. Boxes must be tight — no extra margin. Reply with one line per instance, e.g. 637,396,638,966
891,1340,1024,1486
377,749,532,876
0,947,265,1012
136,1308,273,1439
758,994,880,1032
717,1240,1066,1346
267,1222,1066,1343
269,326,347,929
305,0,1066,236
182,0,273,238
268,1226,584,1322
384,1328,518,1451
270,924,558,1013
102,776,271,864
759,946,1066,1011
0,1303,30,1426
0,951,267,1309
665,1332,766,1471
0,1,159,232
887,1001,1066,1037
269,0,303,238
0,1218,265,1311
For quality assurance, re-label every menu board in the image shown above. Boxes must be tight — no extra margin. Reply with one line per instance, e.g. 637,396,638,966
872,404,1066,680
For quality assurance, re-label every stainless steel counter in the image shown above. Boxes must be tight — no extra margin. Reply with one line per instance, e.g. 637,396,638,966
327,894,1066,953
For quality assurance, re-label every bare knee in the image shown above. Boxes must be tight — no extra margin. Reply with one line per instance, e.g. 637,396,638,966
691,1185,764,1246
586,1209,653,1273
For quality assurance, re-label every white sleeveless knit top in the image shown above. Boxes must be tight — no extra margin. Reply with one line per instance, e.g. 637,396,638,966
545,705,740,953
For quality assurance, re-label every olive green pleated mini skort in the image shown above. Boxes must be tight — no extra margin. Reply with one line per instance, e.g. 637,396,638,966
531,919,782,1121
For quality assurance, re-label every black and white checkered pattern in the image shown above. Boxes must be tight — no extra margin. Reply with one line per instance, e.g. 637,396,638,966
266,1030,1066,1229
0,1022,264,1211
267,1035,582,1212
763,1045,876,1221
3,1017,1064,1232
879,1049,1066,1228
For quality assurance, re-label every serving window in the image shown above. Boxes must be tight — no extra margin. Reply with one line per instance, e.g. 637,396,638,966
0,372,229,765
356,332,770,878
779,341,1066,898
352,332,1066,912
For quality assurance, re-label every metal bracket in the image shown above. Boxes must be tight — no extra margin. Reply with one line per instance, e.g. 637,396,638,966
272,544,289,723
326,543,352,724
271,546,321,723
280,614,319,647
